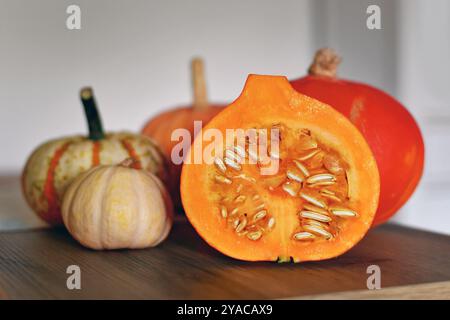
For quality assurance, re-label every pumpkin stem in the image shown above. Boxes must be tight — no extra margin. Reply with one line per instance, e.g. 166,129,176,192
308,48,341,78
80,87,105,141
191,57,208,110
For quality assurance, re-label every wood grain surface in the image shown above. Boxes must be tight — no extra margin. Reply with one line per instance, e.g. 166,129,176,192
0,220,449,299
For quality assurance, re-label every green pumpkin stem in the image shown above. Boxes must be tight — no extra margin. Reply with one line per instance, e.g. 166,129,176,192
80,87,105,140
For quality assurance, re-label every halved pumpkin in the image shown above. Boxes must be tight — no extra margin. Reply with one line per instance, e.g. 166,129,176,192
181,75,380,262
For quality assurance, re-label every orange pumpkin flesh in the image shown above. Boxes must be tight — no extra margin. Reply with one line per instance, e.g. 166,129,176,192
142,58,225,208
290,48,424,226
181,75,380,262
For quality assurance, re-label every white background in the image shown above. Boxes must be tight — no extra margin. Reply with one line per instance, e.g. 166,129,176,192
0,0,449,234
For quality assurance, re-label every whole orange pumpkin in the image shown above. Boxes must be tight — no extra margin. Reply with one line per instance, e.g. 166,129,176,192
142,58,226,208
290,48,424,226
22,88,168,225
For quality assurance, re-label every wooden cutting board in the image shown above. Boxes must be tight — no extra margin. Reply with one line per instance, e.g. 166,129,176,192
1,175,449,299
1,219,450,299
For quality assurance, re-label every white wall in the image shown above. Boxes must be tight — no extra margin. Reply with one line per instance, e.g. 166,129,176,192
0,0,312,172
395,0,450,233
0,0,449,233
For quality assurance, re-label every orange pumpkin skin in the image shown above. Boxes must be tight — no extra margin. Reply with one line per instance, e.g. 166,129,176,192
290,49,424,226
142,104,224,158
181,74,380,262
141,58,225,208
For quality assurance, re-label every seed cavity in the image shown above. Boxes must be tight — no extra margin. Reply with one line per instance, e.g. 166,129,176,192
213,126,355,244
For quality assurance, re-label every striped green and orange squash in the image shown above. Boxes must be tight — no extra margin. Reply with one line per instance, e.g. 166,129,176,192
22,87,168,225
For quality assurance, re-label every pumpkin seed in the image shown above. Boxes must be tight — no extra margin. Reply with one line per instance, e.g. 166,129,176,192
306,173,336,184
287,170,304,183
293,160,310,177
293,232,315,240
215,175,232,184
299,210,332,222
214,157,227,172
298,149,321,161
224,157,242,171
302,203,328,215
253,210,267,222
321,193,342,202
235,217,248,233
225,148,242,163
234,145,247,158
300,192,327,208
330,207,358,217
282,182,298,196
303,224,332,239
233,173,256,183
267,217,275,228
220,206,227,218
324,154,344,174
255,203,265,211
234,195,246,203
247,230,262,241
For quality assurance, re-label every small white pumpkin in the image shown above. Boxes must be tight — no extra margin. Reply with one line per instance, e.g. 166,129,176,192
62,158,173,250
